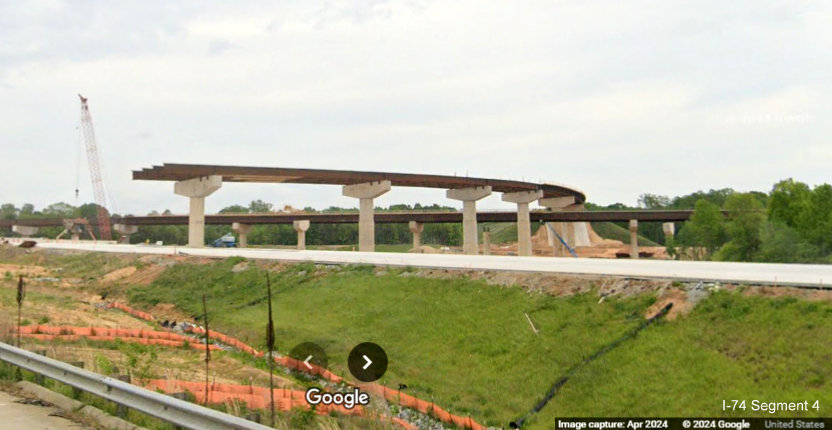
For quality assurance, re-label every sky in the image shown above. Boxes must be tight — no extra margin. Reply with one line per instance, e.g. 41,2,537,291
1,0,830,216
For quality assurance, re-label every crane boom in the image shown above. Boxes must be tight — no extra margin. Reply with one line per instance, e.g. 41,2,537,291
78,94,112,241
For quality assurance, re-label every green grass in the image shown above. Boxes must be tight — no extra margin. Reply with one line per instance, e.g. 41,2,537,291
127,259,652,426
480,222,542,244
529,291,832,426
123,259,832,428
592,221,660,246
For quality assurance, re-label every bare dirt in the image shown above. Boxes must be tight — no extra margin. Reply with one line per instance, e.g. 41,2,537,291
0,263,52,277
482,224,671,259
124,265,167,285
645,288,692,320
100,266,137,283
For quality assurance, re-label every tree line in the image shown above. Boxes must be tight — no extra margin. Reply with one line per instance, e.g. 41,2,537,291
4,179,831,262
1,199,463,247
589,179,832,263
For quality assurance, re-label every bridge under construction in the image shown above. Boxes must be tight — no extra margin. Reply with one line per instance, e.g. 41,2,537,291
3,163,702,258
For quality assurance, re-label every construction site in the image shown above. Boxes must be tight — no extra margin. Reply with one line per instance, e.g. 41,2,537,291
1,3,831,430
0,95,830,430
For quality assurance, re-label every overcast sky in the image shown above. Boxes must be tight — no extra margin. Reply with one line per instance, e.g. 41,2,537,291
1,1,829,215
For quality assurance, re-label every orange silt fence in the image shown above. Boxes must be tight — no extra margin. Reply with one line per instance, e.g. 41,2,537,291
101,302,488,430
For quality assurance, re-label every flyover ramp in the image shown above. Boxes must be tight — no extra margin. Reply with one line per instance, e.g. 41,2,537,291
23,240,832,288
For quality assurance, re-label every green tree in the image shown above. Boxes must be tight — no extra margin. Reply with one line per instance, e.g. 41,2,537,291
0,203,17,220
678,199,726,259
714,193,765,262
796,183,832,253
43,202,78,218
219,204,249,214
19,203,35,217
768,178,811,227
248,200,273,213
638,194,670,209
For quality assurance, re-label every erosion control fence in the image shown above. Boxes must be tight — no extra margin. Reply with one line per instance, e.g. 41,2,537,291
99,302,487,429
0,341,272,430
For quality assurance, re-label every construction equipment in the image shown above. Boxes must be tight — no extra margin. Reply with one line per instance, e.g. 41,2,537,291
211,234,237,248
55,218,96,241
78,95,112,240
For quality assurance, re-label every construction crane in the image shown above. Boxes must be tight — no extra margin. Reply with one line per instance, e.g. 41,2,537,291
77,94,112,241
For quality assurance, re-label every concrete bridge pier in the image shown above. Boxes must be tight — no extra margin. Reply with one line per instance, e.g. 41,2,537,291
113,224,138,244
12,225,38,238
539,196,576,256
408,221,424,249
503,190,544,256
483,230,492,255
174,175,222,248
293,220,310,250
629,219,639,259
447,186,492,255
342,181,391,252
232,223,252,248
662,222,675,241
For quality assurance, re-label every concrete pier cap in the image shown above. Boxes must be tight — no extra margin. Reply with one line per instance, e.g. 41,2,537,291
502,190,544,257
113,224,138,244
446,186,492,255
12,225,39,238
293,220,311,250
342,180,391,252
538,196,576,209
174,175,223,248
408,221,424,249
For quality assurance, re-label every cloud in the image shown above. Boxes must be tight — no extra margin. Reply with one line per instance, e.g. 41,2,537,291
0,0,830,215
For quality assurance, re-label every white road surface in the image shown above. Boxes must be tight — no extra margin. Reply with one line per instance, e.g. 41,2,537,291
16,239,832,288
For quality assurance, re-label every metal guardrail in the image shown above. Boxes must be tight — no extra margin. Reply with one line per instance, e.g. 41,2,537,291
0,341,274,430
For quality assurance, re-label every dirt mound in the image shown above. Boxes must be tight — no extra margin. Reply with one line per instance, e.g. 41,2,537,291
101,266,137,283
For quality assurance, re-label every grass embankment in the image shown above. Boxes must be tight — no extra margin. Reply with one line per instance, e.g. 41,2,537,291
479,222,542,244
591,221,661,246
125,258,832,428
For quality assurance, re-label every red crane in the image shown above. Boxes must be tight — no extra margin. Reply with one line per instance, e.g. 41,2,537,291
78,94,112,241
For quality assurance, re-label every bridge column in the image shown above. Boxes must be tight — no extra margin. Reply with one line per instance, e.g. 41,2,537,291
342,181,391,252
539,196,576,256
113,224,138,244
408,221,424,249
12,225,38,238
629,219,639,259
503,190,544,256
293,220,310,250
662,222,675,241
174,176,222,248
232,223,252,248
447,186,492,255
483,229,492,255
